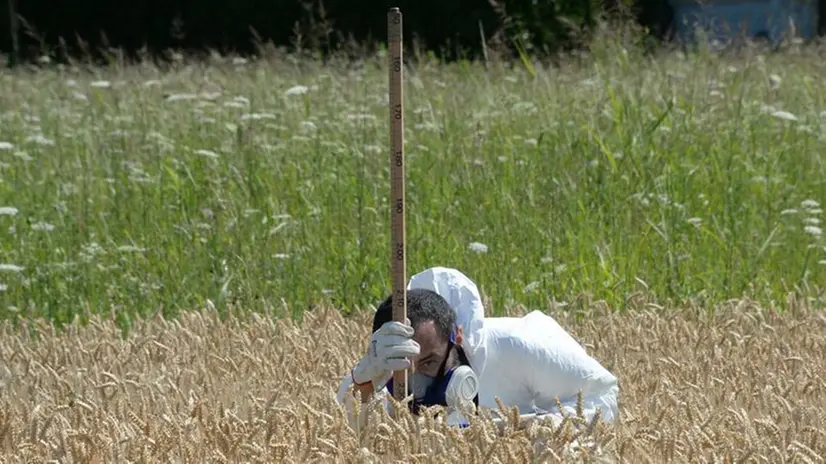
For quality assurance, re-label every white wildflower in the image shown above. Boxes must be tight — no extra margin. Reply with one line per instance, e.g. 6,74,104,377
0,264,24,272
512,101,537,114
31,222,55,232
555,264,568,273
523,281,540,293
801,199,820,209
14,151,34,161
284,85,309,96
780,208,798,215
73,92,89,102
468,242,488,253
144,80,162,87
760,104,777,114
240,113,276,121
117,245,147,253
79,242,106,262
90,80,111,88
300,120,317,132
804,226,822,237
195,149,219,159
0,207,18,216
232,57,247,66
347,113,377,123
165,93,198,102
687,217,703,227
770,110,798,122
25,134,55,146
200,92,222,101
224,101,247,109
273,253,290,260
804,217,821,225
769,74,782,88
414,122,438,131
0,283,6,292
0,142,14,150
196,117,216,126
66,79,77,87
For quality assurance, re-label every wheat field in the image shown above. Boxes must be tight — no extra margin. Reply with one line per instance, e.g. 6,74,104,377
2,297,824,462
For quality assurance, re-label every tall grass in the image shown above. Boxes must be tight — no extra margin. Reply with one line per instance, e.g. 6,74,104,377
2,35,826,327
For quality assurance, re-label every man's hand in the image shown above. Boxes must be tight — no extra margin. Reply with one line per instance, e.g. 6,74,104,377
352,321,420,393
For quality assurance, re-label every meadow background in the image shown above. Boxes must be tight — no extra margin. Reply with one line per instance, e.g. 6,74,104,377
3,22,826,328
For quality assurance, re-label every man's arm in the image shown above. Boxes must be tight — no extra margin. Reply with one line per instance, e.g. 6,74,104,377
354,376,375,403
335,369,393,431
336,369,382,406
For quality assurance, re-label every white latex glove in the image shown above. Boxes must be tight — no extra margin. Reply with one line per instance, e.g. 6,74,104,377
352,321,420,390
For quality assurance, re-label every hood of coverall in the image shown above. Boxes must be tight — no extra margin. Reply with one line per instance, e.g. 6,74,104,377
407,267,489,380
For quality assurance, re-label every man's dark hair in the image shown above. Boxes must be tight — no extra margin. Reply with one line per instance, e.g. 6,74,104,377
372,288,456,341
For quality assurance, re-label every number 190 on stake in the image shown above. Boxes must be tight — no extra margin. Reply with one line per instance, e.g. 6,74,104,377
388,7,407,402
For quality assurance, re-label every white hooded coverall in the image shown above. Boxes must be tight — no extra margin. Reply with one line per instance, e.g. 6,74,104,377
336,267,620,425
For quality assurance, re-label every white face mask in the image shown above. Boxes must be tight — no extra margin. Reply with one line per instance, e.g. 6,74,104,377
443,365,479,426
407,364,479,410
444,365,479,409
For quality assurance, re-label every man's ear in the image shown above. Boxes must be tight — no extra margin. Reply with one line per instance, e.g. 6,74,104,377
455,326,464,345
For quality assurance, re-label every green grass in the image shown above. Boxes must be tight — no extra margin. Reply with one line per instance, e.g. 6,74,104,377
2,38,826,327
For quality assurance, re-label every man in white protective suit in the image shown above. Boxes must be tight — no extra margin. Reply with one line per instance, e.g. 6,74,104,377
335,267,620,428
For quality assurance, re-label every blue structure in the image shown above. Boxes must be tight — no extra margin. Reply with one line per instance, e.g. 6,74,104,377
668,0,819,45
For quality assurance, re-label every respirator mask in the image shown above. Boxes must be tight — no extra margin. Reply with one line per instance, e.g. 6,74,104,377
386,327,479,416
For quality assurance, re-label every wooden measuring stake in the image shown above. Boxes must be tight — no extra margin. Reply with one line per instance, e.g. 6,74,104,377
387,7,407,403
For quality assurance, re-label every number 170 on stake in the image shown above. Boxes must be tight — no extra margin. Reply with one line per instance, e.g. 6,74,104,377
388,7,407,402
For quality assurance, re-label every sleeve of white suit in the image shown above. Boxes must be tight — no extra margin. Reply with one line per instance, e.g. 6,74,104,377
518,311,620,424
